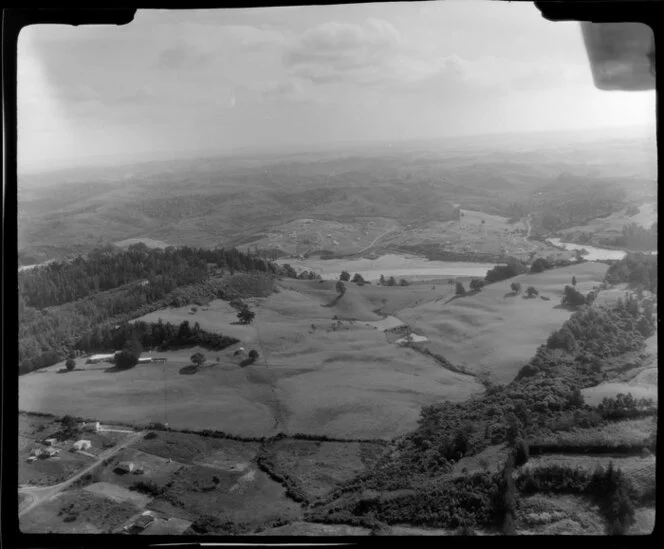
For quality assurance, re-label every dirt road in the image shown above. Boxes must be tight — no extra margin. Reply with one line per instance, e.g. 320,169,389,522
18,430,146,517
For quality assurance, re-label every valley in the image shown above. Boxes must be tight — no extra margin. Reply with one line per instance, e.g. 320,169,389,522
17,132,657,537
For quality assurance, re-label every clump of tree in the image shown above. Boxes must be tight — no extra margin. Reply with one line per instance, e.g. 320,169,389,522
399,279,410,286
339,271,351,282
485,261,526,284
510,282,521,295
525,286,539,298
530,257,552,274
470,279,485,292
65,357,76,371
561,285,587,308
237,306,255,325
455,282,466,296
114,333,143,370
605,253,657,294
336,280,347,296
191,352,206,368
352,273,365,285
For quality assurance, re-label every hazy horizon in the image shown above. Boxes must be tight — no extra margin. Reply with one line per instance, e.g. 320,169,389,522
19,2,656,172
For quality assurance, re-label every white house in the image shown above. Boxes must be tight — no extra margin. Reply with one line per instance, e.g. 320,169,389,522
72,440,92,451
81,421,101,432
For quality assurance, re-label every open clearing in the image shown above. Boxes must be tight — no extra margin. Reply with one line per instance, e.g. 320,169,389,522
20,489,139,534
83,482,152,507
141,516,193,535
160,463,303,529
533,417,656,448
21,278,485,439
397,262,609,384
516,494,605,535
261,440,387,501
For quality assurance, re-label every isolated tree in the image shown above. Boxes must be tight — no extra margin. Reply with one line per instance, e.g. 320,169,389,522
455,282,466,296
379,274,386,286
237,307,256,324
65,358,76,371
510,282,522,294
115,334,142,370
387,276,396,287
248,349,259,359
351,273,365,284
191,352,206,368
339,271,351,282
470,279,485,292
572,276,577,287
525,286,539,298
336,280,346,296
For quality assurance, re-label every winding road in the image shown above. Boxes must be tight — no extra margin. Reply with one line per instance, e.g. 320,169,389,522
19,430,146,518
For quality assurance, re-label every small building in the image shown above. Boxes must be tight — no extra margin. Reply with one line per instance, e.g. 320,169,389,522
26,456,37,463
152,358,167,364
72,440,92,451
43,438,58,446
115,461,135,474
131,514,155,531
233,347,246,356
81,421,101,432
40,447,60,458
30,447,43,458
137,357,154,364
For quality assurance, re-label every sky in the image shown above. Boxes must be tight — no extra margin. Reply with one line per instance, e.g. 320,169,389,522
18,1,657,171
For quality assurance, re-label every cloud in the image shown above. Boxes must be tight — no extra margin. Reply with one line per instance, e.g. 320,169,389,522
283,18,402,85
157,43,214,69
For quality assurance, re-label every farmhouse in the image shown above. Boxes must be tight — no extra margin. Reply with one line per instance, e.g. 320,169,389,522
72,439,92,451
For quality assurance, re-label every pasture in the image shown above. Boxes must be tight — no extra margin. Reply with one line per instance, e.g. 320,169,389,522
20,489,139,534
21,278,484,439
396,262,610,384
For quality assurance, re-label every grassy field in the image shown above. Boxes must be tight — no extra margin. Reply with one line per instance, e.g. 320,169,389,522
20,489,140,534
21,278,485,439
515,494,605,535
83,482,152,507
397,262,609,384
19,347,278,438
160,463,303,530
259,440,387,501
532,417,655,448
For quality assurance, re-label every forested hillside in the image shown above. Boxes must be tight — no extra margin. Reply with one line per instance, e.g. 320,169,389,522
18,244,279,375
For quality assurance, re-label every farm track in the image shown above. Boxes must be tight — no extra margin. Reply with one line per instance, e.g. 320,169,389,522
19,430,147,518
252,312,286,433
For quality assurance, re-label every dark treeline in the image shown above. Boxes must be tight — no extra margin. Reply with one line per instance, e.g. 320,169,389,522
77,319,239,355
19,272,273,375
19,243,275,310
